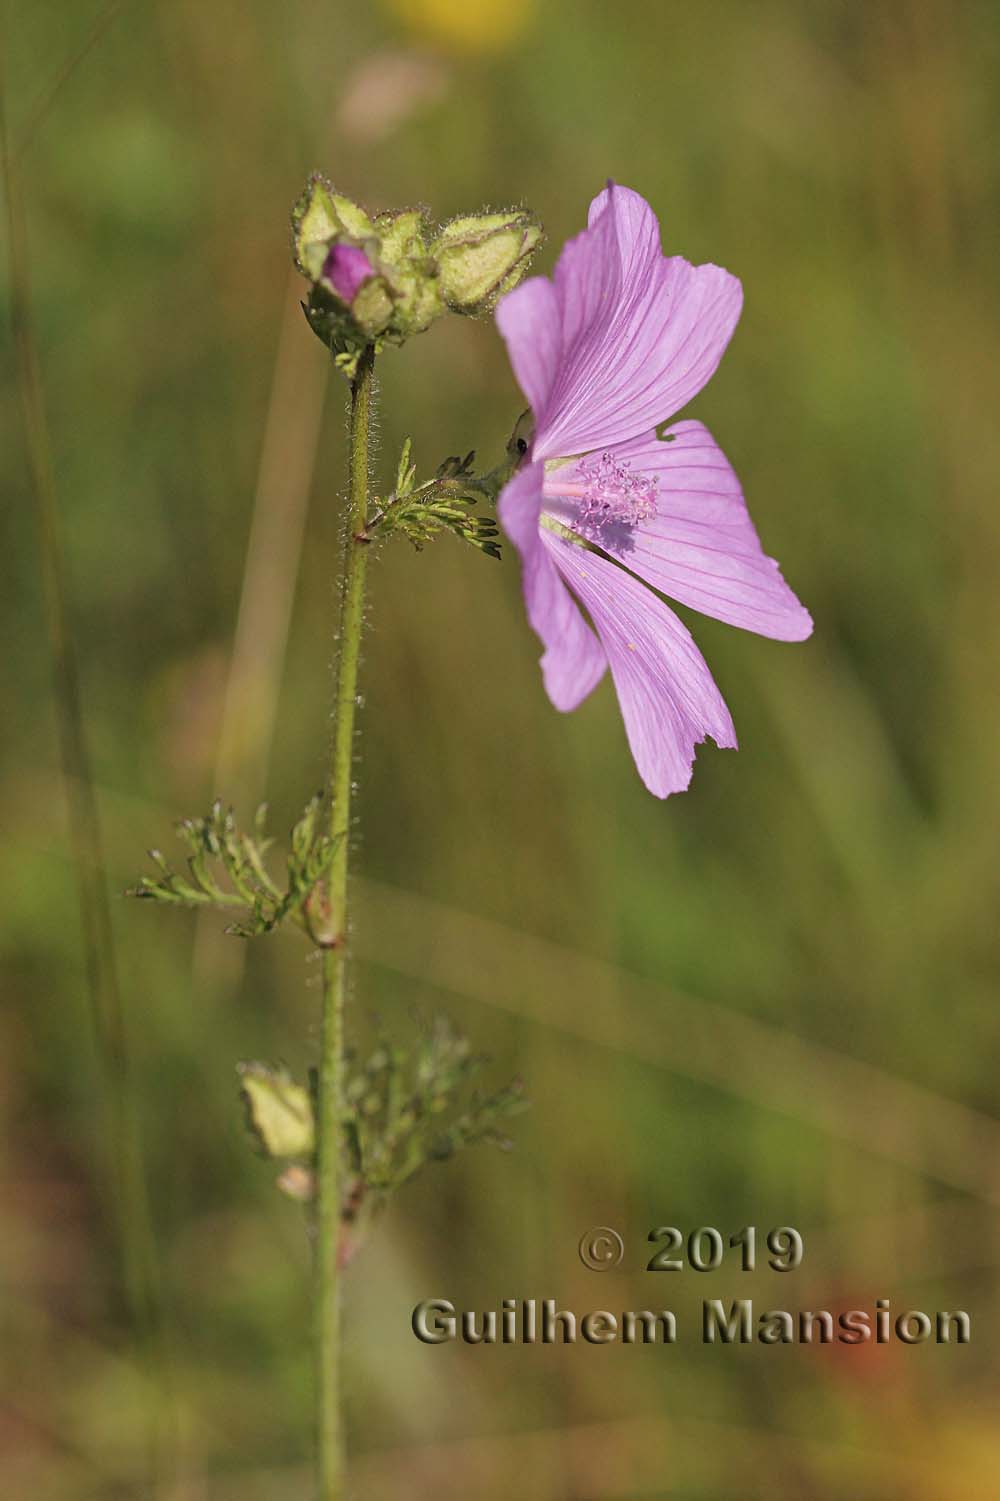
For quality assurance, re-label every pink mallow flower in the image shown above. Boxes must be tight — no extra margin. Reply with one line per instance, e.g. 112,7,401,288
496,183,812,798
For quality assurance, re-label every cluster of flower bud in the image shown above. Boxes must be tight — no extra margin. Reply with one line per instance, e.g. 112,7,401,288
292,175,542,376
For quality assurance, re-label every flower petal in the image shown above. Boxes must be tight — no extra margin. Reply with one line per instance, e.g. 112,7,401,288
546,535,736,797
322,244,375,303
493,276,563,430
573,421,814,641
499,462,607,712
497,184,743,461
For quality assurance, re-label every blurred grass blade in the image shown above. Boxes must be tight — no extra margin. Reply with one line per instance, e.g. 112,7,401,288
15,0,127,159
355,875,1000,1206
1,51,171,1488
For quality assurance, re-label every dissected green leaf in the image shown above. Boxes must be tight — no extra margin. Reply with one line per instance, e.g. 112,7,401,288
129,798,342,940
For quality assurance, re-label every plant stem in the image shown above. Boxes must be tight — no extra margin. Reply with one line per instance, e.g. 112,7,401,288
1,56,169,1483
316,344,375,1499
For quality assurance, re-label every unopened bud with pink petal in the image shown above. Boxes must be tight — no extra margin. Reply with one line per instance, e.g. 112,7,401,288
291,176,542,375
293,174,443,374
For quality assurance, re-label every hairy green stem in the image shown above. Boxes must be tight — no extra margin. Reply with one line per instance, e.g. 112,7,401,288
1,59,169,1483
316,344,375,1499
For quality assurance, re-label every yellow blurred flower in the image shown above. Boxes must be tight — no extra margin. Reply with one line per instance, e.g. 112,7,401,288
381,0,536,54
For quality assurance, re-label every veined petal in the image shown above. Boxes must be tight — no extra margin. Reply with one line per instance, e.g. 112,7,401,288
498,462,607,712
546,535,736,797
494,276,563,428
575,421,814,641
498,184,743,461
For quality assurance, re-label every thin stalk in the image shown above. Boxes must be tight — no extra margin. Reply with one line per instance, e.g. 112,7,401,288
1,69,168,1482
316,344,375,1499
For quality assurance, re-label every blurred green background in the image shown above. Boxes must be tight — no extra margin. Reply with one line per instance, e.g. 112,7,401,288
4,0,1000,1495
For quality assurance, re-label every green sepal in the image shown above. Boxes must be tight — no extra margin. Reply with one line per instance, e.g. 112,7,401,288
292,175,375,275
431,209,544,314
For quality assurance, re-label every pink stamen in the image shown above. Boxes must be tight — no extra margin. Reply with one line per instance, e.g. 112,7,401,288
555,452,658,541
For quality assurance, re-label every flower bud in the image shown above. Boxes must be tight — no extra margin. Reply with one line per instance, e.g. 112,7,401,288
432,209,543,315
291,178,543,373
238,1062,315,1159
293,175,445,375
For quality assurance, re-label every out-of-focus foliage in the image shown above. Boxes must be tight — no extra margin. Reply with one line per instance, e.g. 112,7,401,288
382,0,537,54
4,1,1000,1497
